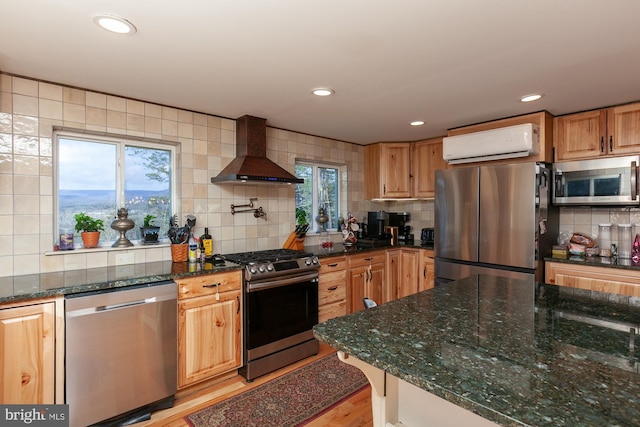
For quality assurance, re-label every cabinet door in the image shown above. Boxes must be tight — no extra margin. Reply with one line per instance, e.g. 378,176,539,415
348,266,368,313
386,249,401,302
555,110,607,161
381,143,412,198
413,138,447,199
419,250,435,291
608,103,640,155
178,291,241,388
367,262,386,307
398,249,420,298
0,302,55,403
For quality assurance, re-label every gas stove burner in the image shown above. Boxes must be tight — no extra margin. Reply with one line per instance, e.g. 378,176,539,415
223,249,313,264
222,249,319,281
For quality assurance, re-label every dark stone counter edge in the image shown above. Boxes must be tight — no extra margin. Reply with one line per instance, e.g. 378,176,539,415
0,262,242,305
313,329,522,427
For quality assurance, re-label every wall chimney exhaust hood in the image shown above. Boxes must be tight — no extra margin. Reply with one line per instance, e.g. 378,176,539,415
211,115,303,184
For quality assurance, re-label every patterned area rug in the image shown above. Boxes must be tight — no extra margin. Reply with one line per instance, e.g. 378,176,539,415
185,353,369,427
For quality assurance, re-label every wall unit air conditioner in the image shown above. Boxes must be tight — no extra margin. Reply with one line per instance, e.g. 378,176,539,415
442,123,539,164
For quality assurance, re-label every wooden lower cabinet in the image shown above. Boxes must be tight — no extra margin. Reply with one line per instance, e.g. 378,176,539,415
348,251,387,313
177,271,242,389
0,298,63,404
546,261,640,297
318,255,347,323
419,250,435,291
387,248,421,301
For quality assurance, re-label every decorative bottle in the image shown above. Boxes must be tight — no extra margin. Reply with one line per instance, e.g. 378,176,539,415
632,234,640,265
200,227,213,259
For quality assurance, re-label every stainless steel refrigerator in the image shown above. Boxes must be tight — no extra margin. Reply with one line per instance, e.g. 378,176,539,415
434,162,558,283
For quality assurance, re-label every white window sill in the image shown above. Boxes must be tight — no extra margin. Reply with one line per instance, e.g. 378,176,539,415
45,240,171,256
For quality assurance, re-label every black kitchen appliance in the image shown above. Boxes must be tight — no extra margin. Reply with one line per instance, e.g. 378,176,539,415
367,210,388,237
222,249,320,381
389,212,413,244
421,228,434,246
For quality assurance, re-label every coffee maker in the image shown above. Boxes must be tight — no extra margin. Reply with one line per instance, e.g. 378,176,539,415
389,212,413,245
367,210,389,237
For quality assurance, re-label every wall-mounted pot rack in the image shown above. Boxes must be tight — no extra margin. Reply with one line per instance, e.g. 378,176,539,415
231,198,267,220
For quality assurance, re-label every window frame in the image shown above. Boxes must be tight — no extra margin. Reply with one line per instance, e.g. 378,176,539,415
53,130,178,246
295,159,347,232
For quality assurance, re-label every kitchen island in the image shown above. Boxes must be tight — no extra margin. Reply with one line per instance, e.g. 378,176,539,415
313,275,640,426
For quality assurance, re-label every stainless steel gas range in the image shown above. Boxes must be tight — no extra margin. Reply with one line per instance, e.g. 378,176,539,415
222,249,321,381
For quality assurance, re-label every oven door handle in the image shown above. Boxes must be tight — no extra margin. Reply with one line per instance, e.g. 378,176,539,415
247,272,319,292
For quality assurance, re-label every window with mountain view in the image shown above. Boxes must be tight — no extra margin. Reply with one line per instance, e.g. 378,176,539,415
295,161,344,232
56,132,175,246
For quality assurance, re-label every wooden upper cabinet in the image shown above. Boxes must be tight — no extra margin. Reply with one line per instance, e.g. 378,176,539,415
413,137,448,199
365,143,412,199
555,102,640,161
609,103,640,155
365,138,446,200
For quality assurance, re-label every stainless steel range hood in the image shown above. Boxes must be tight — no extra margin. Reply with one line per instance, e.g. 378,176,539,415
211,115,303,184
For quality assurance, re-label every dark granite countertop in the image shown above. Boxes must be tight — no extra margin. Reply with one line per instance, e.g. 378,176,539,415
0,244,433,305
306,242,433,259
313,275,640,426
0,260,241,305
545,255,640,272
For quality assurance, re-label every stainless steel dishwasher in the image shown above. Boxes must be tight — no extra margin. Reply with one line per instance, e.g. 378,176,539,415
65,281,177,427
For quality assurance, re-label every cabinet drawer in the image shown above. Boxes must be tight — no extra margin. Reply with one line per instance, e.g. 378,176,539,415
319,274,346,306
546,262,640,297
348,251,386,268
318,300,347,323
319,256,346,274
176,271,242,300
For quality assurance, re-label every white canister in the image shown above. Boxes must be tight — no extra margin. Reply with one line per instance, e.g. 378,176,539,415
618,224,632,258
598,223,612,257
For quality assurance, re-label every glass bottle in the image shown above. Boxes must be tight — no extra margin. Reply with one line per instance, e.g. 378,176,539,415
200,227,213,259
633,234,640,265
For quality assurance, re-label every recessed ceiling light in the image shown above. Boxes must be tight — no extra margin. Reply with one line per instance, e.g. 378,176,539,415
93,14,137,34
311,88,334,97
520,94,543,103
410,121,425,126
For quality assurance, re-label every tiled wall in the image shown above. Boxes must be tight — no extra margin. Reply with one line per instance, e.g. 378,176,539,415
559,207,640,249
0,73,388,277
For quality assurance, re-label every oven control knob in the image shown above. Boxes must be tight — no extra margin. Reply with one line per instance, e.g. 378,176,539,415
305,258,311,266
249,267,257,274
266,264,274,271
258,265,266,273
312,257,319,265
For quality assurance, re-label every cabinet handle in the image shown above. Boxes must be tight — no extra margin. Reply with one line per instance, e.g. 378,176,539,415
609,135,613,152
383,184,386,195
423,267,426,279
327,263,338,267
365,257,373,261
236,296,240,314
600,136,605,153
328,286,338,291
203,282,221,288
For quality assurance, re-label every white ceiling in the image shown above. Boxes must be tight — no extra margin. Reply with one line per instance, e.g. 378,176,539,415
2,0,640,144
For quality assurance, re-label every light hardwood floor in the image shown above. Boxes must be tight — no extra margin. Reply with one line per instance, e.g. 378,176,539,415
141,344,373,427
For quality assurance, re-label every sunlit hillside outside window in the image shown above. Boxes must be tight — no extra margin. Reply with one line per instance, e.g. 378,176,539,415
56,132,175,246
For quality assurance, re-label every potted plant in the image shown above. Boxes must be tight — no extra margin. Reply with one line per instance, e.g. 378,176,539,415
74,212,104,248
140,214,161,244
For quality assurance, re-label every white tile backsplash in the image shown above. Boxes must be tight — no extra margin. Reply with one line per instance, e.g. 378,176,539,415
3,72,430,277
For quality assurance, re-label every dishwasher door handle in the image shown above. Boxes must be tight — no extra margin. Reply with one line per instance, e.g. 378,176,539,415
98,297,156,311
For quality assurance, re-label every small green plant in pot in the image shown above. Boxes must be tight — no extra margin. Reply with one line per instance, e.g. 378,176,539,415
140,214,161,244
74,212,104,248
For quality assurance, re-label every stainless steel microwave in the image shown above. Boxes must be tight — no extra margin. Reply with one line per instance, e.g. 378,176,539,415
553,156,639,206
